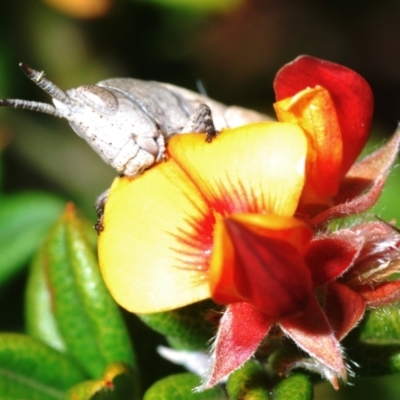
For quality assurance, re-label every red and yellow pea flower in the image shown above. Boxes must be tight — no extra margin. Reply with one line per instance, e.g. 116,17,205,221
98,56,400,389
99,121,309,314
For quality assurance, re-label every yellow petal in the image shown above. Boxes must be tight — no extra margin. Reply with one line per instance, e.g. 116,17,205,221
169,122,308,217
98,160,212,313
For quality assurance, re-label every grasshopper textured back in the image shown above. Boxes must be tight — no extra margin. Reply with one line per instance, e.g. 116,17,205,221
0,63,269,177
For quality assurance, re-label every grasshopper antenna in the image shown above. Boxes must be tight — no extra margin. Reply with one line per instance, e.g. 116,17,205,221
18,63,70,103
0,63,71,118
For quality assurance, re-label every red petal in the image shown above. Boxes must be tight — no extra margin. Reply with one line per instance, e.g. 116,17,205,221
274,55,373,176
324,282,366,340
311,129,400,225
358,281,400,307
306,230,364,286
280,296,347,383
209,215,313,319
202,302,273,388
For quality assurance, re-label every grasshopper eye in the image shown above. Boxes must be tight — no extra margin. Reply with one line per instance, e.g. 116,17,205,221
75,85,119,114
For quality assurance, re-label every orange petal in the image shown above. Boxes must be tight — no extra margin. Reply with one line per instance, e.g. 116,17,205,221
169,122,308,217
98,160,212,313
209,214,313,319
274,86,343,205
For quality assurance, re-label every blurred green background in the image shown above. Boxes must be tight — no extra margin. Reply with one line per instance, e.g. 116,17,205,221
1,0,400,398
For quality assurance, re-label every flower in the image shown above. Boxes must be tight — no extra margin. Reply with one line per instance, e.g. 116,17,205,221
98,56,400,390
99,121,309,313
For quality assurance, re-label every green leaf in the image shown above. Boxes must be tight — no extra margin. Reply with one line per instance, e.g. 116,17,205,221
273,374,313,400
25,215,100,354
138,300,218,350
372,138,400,223
226,360,271,399
37,204,137,382
143,373,223,400
0,333,85,400
343,301,400,377
25,248,67,353
65,363,138,400
0,192,66,285
360,304,400,344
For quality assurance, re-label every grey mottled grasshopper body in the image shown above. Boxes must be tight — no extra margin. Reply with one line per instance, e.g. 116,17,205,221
0,64,269,177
